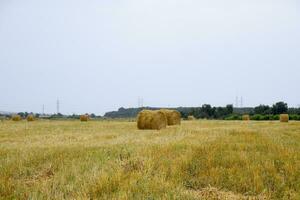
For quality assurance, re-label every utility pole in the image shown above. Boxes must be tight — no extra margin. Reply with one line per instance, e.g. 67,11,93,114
56,99,60,114
235,96,239,108
138,97,144,108
240,96,243,108
42,104,45,115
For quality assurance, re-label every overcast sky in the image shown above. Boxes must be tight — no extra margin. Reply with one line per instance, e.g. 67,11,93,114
0,0,299,115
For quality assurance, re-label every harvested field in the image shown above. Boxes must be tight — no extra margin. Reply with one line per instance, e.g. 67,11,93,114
0,120,299,199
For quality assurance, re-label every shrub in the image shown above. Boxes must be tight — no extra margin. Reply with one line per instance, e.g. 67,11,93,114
271,115,280,120
224,115,241,120
289,115,300,121
250,114,261,121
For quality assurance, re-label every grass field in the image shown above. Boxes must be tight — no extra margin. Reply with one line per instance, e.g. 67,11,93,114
0,120,299,199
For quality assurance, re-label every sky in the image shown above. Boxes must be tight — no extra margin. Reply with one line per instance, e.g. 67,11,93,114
0,0,299,115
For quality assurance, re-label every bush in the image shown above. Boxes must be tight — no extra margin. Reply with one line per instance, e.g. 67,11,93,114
250,114,263,121
260,115,270,120
271,115,280,120
290,115,300,121
224,115,241,120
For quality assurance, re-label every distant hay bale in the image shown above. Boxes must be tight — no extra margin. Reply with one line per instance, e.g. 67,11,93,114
80,115,89,122
187,115,196,120
160,109,181,125
12,115,21,121
27,115,35,122
137,110,167,130
280,114,289,122
242,115,250,121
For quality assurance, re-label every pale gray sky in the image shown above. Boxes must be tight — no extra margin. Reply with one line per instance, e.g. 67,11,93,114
0,0,299,115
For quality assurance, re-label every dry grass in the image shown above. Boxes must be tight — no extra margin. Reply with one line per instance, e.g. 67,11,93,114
0,120,299,199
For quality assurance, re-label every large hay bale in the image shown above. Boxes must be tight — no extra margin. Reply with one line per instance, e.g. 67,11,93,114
12,115,21,121
242,115,250,121
27,115,35,122
160,109,181,125
80,115,89,122
187,115,196,120
280,114,289,122
137,110,167,130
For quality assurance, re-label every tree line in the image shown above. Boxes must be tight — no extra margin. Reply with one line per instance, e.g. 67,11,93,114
104,102,300,120
1,101,299,120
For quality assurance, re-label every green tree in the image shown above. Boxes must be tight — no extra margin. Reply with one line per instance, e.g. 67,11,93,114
271,102,288,114
254,105,271,115
226,104,233,114
201,104,214,118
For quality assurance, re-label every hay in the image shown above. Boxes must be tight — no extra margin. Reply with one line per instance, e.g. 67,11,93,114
280,114,289,122
187,115,196,120
160,109,181,125
242,115,250,121
27,115,35,122
12,115,21,121
80,115,89,122
137,110,167,130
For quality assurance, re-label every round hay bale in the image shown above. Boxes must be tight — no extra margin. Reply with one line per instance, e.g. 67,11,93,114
80,115,89,122
27,115,35,122
280,114,289,122
137,110,167,130
160,109,181,125
12,115,22,121
187,115,196,120
242,115,250,121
